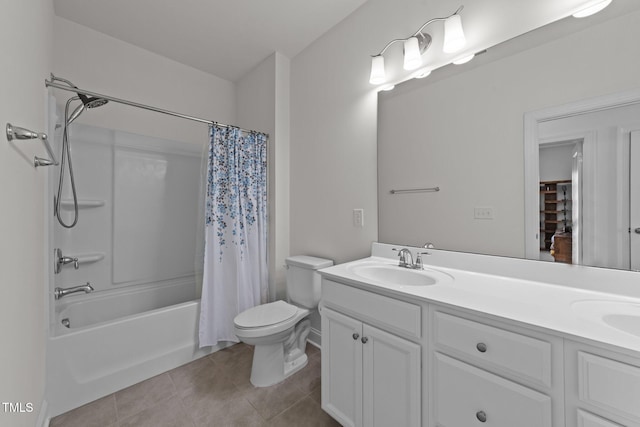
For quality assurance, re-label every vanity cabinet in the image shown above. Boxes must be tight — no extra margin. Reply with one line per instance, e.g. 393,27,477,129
321,279,421,427
430,308,564,427
565,341,640,427
320,265,640,427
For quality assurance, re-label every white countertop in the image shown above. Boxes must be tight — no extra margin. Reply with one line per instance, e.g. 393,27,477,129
320,252,640,354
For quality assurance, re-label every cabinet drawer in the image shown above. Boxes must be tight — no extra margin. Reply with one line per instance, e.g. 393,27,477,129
322,279,421,338
577,410,624,427
434,311,552,387
434,353,552,427
578,351,640,422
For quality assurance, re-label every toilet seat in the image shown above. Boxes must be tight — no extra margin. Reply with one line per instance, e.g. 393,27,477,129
233,300,310,339
235,300,298,328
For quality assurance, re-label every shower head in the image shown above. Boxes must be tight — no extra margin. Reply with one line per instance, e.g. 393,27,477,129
78,93,109,109
51,75,109,124
66,95,108,125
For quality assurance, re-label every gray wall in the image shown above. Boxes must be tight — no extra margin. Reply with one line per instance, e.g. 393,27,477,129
0,1,53,426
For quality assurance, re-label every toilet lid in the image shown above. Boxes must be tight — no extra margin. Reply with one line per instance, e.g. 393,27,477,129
234,300,298,329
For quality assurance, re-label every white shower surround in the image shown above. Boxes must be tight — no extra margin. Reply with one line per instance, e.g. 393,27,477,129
46,120,210,417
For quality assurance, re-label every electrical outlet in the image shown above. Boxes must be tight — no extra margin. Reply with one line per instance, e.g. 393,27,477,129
353,209,364,227
474,207,494,220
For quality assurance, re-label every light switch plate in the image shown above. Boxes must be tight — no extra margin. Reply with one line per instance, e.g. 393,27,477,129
353,209,364,227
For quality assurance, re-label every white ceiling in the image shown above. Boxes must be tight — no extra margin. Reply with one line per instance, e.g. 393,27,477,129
53,0,637,84
53,0,368,82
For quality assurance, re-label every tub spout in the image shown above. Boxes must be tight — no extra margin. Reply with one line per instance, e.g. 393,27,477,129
54,282,94,300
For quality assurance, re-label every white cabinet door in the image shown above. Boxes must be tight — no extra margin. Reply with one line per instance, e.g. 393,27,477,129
577,410,625,427
321,308,363,427
362,323,421,427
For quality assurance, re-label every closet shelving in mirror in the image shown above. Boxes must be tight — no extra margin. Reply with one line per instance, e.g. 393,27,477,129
539,180,572,255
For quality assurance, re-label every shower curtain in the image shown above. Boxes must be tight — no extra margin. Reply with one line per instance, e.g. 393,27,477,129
198,124,268,347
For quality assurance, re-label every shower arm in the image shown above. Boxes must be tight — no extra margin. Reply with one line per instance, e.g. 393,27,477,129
49,74,78,89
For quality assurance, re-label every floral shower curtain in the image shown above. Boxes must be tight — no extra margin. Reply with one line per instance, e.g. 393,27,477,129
198,124,268,347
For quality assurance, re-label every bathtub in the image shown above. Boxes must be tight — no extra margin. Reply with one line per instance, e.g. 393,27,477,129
46,279,225,417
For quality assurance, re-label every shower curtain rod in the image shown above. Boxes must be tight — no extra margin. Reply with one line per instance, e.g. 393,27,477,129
45,79,260,135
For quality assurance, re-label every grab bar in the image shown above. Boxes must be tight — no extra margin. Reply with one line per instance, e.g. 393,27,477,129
390,186,440,194
6,123,59,167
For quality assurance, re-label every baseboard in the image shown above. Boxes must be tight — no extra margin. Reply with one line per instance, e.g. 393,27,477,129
308,327,322,348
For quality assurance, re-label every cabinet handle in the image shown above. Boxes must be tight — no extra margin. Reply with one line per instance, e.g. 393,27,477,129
361,336,369,344
476,342,487,353
352,333,360,340
476,410,487,423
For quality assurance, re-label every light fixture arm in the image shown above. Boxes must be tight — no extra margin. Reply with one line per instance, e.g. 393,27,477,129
372,6,464,57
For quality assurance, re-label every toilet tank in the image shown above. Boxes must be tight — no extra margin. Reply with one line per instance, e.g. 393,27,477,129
285,256,333,309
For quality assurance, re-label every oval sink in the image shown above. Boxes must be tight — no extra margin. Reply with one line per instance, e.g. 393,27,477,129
571,300,640,338
603,314,640,337
348,263,452,287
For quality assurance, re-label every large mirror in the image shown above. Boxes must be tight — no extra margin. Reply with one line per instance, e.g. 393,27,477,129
378,0,640,271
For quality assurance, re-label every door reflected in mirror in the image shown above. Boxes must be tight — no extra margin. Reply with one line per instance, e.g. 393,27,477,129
533,102,640,270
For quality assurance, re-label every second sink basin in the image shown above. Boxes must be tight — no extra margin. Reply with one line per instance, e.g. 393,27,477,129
604,314,640,337
571,300,640,338
348,262,453,287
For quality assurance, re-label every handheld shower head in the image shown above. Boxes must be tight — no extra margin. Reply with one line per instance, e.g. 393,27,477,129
50,75,108,124
67,101,85,126
65,94,108,125
78,93,109,109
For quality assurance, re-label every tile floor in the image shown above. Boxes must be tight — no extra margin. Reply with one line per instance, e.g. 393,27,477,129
50,343,340,427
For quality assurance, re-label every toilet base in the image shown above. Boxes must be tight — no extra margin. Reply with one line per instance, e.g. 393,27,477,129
248,319,312,387
249,343,309,387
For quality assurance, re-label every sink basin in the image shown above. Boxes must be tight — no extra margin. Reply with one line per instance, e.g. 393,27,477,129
603,314,640,337
571,300,640,338
348,262,452,287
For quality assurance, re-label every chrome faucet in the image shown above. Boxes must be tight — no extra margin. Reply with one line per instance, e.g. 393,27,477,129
54,282,93,300
54,248,79,274
393,248,414,268
393,248,430,269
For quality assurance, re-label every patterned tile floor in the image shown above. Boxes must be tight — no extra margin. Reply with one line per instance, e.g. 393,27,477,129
50,343,340,427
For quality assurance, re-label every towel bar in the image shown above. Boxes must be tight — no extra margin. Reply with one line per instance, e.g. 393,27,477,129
390,186,440,194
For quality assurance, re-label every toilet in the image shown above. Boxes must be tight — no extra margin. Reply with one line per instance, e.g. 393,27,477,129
233,255,333,387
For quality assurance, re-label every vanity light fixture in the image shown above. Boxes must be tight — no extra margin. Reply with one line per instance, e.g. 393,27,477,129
572,0,612,18
369,6,466,84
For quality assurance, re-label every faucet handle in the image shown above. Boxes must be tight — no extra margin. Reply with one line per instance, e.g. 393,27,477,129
414,251,431,269
73,258,79,269
392,248,407,266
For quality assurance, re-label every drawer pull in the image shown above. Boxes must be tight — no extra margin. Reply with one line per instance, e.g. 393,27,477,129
476,410,487,423
361,336,369,344
352,333,360,340
476,342,487,353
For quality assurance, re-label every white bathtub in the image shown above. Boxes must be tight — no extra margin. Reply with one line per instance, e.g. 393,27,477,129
46,279,224,417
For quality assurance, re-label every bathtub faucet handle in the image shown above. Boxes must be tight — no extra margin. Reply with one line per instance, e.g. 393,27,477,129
54,248,79,274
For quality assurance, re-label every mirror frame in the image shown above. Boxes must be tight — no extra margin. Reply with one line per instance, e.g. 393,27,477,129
523,87,640,263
